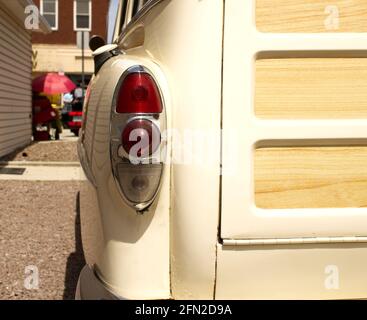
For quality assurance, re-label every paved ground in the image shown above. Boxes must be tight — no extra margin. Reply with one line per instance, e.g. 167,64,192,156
0,130,79,163
59,130,79,142
0,165,84,181
0,181,84,300
0,133,85,300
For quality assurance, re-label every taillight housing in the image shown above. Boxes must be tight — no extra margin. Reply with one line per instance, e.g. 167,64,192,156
116,73,163,114
110,66,166,212
120,118,161,158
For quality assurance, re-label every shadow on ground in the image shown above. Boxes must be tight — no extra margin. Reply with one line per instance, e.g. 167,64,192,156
0,143,35,162
63,192,86,300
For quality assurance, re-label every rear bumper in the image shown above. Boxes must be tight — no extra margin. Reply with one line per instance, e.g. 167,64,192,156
75,265,119,300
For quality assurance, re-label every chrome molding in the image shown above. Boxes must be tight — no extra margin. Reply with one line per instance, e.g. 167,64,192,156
117,0,166,43
223,236,367,246
76,265,120,300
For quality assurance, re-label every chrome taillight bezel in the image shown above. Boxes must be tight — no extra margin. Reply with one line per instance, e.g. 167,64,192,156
110,65,167,212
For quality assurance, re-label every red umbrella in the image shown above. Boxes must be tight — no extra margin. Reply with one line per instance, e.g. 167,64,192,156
32,73,76,95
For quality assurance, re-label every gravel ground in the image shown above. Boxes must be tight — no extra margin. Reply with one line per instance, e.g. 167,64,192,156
0,181,84,300
0,141,79,162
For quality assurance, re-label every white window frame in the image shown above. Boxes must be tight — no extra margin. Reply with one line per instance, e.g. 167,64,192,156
40,0,59,31
73,0,92,31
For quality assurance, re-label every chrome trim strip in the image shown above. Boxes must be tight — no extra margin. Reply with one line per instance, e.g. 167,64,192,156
223,236,367,246
117,0,166,43
76,265,120,300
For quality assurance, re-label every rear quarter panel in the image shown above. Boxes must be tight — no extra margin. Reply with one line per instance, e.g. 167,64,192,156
80,0,223,300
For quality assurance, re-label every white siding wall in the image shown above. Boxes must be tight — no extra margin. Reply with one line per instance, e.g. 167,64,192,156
0,5,32,157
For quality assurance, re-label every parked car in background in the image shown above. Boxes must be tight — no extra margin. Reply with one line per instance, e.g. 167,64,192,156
67,99,83,137
66,111,83,136
62,95,85,137
77,0,367,300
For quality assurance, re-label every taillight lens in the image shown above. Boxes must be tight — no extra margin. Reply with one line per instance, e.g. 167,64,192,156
116,73,162,114
116,163,162,206
121,119,161,158
110,66,166,212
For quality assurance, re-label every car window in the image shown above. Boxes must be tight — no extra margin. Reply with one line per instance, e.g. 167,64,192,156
118,0,129,35
107,0,120,44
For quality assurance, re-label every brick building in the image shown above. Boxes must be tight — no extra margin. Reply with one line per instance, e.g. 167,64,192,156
32,0,110,84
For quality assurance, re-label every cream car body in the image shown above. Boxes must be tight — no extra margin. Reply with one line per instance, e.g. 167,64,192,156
77,0,367,300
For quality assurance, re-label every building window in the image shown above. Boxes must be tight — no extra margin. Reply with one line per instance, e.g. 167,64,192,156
40,0,58,30
74,0,92,31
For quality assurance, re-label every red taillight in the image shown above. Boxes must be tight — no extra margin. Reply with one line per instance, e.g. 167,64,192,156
116,73,162,114
121,119,161,158
110,67,166,211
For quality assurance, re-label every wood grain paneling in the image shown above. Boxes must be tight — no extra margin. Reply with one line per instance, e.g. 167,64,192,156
255,58,367,119
255,146,367,209
256,0,367,33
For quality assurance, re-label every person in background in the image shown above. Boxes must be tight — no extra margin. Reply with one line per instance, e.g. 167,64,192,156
43,93,63,141
62,91,74,125
63,91,74,111
32,92,56,140
74,83,83,100
72,83,84,112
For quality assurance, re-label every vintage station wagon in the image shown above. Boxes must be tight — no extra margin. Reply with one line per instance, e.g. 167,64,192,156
76,0,367,299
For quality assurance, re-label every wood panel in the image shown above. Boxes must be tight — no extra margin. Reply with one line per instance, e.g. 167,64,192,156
256,0,367,33
255,58,367,119
255,146,367,209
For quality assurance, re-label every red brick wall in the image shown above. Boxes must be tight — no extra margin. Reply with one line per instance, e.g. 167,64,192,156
32,0,109,45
